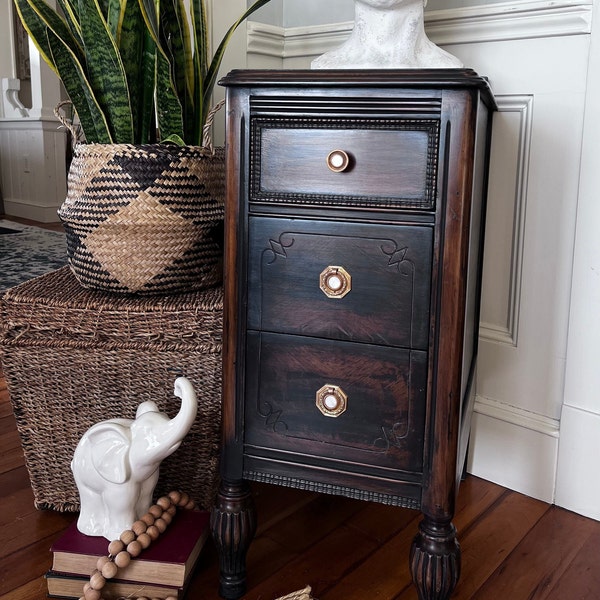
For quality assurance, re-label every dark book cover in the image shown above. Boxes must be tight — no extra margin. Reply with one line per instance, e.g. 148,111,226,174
46,570,185,600
51,509,209,587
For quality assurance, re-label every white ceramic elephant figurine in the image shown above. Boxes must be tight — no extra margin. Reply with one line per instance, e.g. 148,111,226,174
71,377,197,540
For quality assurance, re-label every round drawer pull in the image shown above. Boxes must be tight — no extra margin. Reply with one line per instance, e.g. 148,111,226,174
316,384,348,418
326,150,350,173
319,266,351,299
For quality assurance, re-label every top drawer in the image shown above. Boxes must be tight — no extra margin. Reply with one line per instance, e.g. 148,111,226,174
250,117,440,210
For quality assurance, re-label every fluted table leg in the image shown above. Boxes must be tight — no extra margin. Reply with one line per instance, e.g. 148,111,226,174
211,479,257,600
410,517,461,600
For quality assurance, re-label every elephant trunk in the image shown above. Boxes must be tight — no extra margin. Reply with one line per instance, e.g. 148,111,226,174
155,377,198,459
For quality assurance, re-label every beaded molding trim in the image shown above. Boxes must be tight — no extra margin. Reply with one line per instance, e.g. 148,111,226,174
245,471,421,510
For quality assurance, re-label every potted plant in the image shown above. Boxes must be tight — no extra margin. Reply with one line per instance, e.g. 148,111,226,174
13,0,272,294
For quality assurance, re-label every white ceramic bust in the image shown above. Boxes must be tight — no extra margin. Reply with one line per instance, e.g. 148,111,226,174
312,0,463,69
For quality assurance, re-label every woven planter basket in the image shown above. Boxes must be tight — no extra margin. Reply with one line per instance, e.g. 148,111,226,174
58,133,225,295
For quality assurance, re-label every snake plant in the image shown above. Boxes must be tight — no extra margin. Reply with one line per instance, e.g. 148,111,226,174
13,0,272,144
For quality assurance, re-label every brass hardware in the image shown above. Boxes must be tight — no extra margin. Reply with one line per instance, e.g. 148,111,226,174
326,150,350,173
319,266,351,299
316,384,348,418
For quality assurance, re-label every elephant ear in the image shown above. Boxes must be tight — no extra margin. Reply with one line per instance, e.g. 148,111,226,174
88,423,132,484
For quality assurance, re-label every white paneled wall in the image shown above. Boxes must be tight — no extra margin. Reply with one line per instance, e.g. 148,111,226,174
244,0,599,516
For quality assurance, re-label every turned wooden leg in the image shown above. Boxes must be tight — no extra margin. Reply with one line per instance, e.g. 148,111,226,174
409,517,461,600
210,479,257,600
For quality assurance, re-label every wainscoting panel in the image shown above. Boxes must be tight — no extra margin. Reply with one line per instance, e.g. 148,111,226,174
0,119,68,222
479,95,533,347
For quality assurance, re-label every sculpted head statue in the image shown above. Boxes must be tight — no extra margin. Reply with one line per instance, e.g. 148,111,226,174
312,0,462,70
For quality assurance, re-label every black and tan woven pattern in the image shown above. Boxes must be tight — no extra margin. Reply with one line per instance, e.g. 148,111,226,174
58,143,225,295
0,267,223,512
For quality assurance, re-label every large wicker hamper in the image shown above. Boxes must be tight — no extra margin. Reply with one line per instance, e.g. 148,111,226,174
0,266,222,512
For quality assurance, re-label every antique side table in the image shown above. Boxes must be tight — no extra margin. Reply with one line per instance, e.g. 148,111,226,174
211,69,496,600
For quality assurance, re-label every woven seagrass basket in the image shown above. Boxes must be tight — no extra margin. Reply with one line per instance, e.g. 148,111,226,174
0,267,222,512
58,141,224,295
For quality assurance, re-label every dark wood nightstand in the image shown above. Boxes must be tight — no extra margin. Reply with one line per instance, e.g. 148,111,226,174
211,69,496,600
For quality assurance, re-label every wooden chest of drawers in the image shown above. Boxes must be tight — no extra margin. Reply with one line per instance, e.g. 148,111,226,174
211,70,496,600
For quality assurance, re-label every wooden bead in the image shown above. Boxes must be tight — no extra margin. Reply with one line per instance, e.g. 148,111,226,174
84,589,101,600
89,570,106,590
114,550,131,568
168,490,182,505
140,512,155,526
127,539,143,558
156,496,172,510
96,555,110,571
137,532,152,549
132,519,147,535
120,529,136,545
167,504,177,516
160,510,172,525
154,517,167,533
101,560,118,579
148,504,163,518
108,539,124,556
165,596,178,600
146,525,160,540
184,499,196,510
177,492,190,507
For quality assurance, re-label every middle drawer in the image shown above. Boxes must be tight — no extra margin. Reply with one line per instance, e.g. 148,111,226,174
247,217,433,350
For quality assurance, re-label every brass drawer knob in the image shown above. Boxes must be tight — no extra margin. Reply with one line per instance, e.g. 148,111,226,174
316,384,348,418
326,149,350,172
320,266,351,299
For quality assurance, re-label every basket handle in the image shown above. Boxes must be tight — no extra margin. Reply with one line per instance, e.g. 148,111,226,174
54,100,81,149
202,100,225,154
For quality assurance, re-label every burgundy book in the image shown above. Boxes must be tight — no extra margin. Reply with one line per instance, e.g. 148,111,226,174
51,509,209,588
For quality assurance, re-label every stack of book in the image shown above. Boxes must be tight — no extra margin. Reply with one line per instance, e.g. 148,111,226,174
46,510,210,599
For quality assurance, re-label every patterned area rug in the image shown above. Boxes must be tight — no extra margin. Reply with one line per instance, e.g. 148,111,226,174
0,220,68,294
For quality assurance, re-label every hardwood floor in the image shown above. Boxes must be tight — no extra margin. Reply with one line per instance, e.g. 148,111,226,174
2,366,600,600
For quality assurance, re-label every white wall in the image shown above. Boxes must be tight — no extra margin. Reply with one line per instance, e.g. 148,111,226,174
555,0,600,522
243,0,599,520
250,0,516,27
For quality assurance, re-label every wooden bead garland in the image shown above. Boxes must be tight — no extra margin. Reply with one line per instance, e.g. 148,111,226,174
78,490,196,600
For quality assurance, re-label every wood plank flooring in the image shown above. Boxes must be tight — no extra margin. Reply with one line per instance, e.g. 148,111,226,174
2,367,600,600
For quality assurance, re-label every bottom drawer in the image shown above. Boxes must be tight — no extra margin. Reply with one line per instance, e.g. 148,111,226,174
244,331,427,477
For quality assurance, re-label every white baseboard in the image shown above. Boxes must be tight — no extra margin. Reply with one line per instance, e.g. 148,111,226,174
2,199,62,223
467,396,559,503
555,405,600,521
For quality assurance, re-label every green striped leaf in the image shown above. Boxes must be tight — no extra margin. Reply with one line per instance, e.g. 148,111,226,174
137,0,184,141
47,32,112,143
13,0,111,142
78,0,133,142
190,0,208,143
117,0,147,142
55,0,82,43
155,47,184,141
